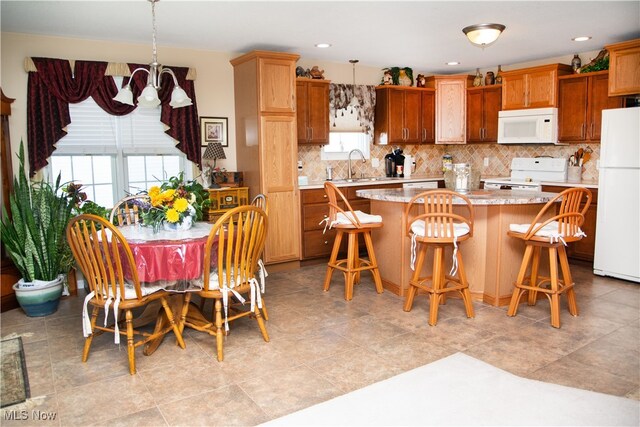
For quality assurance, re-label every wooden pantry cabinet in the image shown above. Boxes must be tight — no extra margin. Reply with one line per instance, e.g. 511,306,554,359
231,51,300,266
296,79,330,145
558,71,623,143
606,38,640,96
425,75,474,144
466,85,502,143
375,86,435,145
501,64,573,110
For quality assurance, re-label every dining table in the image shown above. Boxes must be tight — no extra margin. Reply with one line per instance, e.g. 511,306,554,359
117,222,217,355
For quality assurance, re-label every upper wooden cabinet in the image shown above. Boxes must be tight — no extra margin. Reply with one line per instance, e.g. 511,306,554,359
466,86,502,143
420,90,436,144
425,75,474,144
375,86,424,144
606,39,640,96
558,71,624,143
255,54,297,113
296,79,330,145
501,64,573,110
231,51,301,265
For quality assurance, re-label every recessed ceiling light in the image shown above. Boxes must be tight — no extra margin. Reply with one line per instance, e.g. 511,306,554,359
315,43,331,48
572,36,592,42
446,61,460,66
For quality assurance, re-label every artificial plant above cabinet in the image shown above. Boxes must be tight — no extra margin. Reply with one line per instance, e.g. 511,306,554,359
558,71,623,143
501,64,573,110
296,79,330,145
605,38,640,96
466,86,502,143
375,86,434,145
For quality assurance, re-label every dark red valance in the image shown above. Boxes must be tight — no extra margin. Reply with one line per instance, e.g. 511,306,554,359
26,57,201,176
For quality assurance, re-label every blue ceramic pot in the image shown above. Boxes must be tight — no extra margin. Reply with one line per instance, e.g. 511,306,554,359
12,276,64,317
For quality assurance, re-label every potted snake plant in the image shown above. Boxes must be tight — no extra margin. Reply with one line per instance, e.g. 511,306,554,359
0,142,75,316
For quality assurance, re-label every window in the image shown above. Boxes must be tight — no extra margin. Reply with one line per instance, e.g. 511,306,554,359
48,81,192,208
320,132,370,161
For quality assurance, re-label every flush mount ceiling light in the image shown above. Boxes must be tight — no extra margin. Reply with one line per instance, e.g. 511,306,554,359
462,23,506,47
315,43,332,48
113,0,192,109
446,61,461,66
572,36,592,42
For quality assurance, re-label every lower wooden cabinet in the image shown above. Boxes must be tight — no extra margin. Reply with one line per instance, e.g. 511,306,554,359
300,183,401,260
542,185,598,262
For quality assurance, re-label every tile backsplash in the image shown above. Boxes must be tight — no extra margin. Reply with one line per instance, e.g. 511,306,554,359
299,143,600,182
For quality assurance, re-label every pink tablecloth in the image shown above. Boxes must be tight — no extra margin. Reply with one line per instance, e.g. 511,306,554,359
127,236,210,282
118,223,216,284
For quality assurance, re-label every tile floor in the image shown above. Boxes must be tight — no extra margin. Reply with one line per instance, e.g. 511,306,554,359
1,261,638,426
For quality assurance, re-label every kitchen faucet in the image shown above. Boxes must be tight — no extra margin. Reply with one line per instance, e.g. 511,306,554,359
348,149,366,179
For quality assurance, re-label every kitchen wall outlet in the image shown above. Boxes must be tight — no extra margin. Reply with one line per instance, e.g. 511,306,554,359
371,158,380,168
596,159,600,170
483,157,490,167
297,160,303,170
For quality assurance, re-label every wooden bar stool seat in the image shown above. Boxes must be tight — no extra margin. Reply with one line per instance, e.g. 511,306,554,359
322,182,384,301
507,187,592,328
403,190,475,326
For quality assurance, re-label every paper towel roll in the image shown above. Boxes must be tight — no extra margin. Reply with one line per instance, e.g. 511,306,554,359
404,155,412,178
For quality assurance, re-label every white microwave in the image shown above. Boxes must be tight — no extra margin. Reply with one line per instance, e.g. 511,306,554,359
498,107,564,145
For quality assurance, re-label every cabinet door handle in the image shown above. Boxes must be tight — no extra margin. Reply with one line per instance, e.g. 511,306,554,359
422,128,426,142
581,123,585,139
591,122,595,138
479,129,483,140
324,240,329,245
323,194,327,198
310,127,314,141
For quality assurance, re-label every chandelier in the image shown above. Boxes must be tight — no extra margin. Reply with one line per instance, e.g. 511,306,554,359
113,0,192,108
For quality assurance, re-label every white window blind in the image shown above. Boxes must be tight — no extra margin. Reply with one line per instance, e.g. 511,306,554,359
49,80,192,207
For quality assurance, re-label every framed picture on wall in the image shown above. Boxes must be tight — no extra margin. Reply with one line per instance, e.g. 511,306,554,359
200,117,228,147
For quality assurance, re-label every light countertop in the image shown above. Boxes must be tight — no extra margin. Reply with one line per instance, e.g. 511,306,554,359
298,175,442,190
356,188,559,205
299,175,598,190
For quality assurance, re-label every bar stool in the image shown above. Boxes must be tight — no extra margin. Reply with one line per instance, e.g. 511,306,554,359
507,187,592,328
322,182,384,301
403,190,475,326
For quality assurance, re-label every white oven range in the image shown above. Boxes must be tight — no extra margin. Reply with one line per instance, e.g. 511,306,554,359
484,157,568,192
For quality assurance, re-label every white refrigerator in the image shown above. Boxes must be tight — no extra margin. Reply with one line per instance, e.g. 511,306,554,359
593,107,640,283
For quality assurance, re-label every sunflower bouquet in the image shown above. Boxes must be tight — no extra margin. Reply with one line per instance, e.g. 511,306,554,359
140,173,209,232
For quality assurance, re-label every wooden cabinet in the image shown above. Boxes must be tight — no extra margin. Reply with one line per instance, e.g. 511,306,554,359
606,39,640,96
425,75,474,144
501,64,573,110
296,79,330,145
1,89,19,312
542,185,598,262
375,86,433,145
300,182,402,260
466,86,502,143
231,51,301,266
558,71,624,143
420,90,436,144
205,187,249,222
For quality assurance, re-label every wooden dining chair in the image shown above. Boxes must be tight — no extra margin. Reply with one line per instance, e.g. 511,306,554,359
180,205,269,362
323,181,384,301
507,187,592,328
66,214,185,375
403,190,475,326
251,194,269,320
109,195,150,226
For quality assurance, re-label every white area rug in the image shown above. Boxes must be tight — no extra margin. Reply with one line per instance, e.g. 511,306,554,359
263,353,639,426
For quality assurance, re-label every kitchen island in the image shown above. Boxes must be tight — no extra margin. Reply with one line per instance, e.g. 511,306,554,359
356,188,558,306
